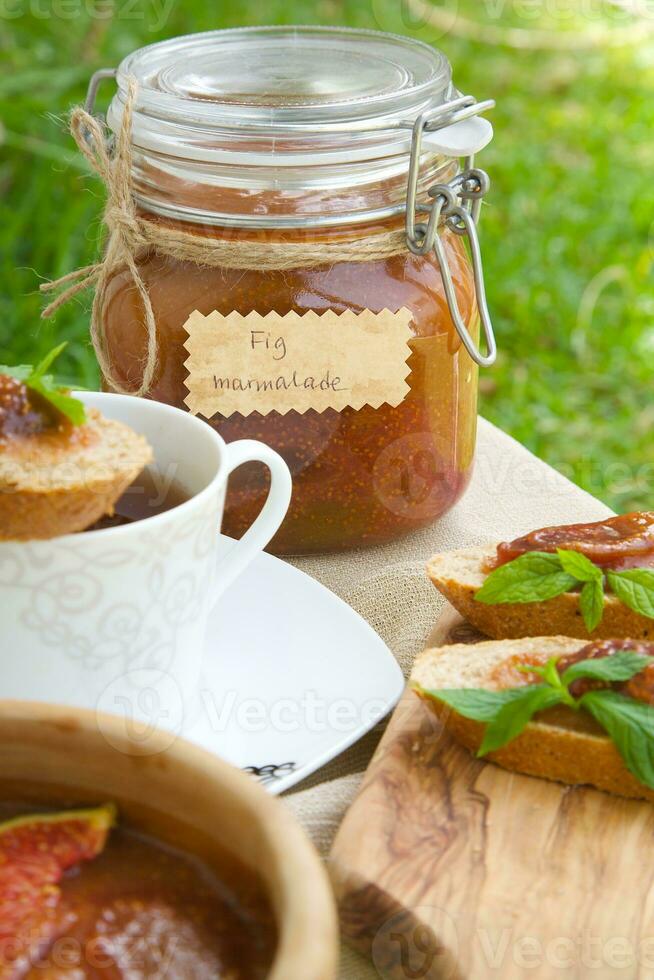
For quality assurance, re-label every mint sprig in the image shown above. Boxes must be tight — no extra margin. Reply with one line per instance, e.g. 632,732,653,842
475,552,577,604
607,569,654,620
560,650,649,685
476,545,654,631
0,343,86,426
556,548,606,632
479,685,562,755
417,650,654,788
579,579,604,632
416,686,529,722
580,690,654,789
557,548,601,583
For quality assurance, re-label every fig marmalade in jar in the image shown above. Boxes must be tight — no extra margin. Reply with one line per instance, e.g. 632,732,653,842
93,27,497,554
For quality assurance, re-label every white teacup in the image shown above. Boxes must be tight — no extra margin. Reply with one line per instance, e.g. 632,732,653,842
0,392,292,731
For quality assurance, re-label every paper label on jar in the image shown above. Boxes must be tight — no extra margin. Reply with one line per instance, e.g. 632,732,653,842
182,308,413,418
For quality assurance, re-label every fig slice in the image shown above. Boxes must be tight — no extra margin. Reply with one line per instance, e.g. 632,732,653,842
0,804,115,978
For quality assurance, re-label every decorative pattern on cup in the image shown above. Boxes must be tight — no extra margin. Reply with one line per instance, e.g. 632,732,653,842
0,492,219,678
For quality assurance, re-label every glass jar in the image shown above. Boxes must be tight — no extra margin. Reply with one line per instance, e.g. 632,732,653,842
92,27,497,554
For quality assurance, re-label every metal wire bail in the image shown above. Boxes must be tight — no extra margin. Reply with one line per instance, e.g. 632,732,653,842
85,68,117,115
405,102,497,368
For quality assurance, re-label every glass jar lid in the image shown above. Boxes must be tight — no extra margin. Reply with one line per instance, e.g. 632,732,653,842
110,26,452,140
103,26,492,227
121,27,450,115
134,26,447,110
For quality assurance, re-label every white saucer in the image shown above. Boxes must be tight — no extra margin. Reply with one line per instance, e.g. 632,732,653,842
183,537,404,794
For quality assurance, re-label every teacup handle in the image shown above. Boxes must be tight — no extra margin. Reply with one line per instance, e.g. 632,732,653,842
216,440,292,595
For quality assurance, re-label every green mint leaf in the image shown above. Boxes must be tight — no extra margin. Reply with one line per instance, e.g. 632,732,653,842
475,552,577,605
542,656,563,689
580,690,654,790
0,344,86,427
561,651,652,685
28,379,87,426
520,656,577,706
607,569,654,620
417,686,529,722
524,657,562,685
579,578,605,632
419,681,565,756
557,548,603,583
479,684,563,756
28,342,68,383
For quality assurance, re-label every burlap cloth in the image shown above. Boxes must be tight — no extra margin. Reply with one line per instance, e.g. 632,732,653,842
284,416,612,979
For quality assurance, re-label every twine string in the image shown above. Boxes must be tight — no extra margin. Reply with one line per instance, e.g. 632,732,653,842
41,78,155,395
40,80,410,396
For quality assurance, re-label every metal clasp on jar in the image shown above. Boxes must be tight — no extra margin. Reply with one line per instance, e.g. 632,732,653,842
404,96,497,368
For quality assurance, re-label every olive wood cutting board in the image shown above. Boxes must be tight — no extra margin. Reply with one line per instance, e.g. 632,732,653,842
329,604,654,980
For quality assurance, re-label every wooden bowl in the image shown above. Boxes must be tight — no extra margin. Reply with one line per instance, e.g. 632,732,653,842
0,700,338,980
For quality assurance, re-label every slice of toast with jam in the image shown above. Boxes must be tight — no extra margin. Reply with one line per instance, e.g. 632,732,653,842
0,373,152,541
428,513,654,641
413,635,654,801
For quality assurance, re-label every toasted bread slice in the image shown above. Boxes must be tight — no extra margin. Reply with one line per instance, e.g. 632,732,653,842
412,636,654,802
0,408,153,540
427,545,654,641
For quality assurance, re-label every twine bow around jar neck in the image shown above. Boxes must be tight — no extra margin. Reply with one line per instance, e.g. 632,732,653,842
40,79,411,397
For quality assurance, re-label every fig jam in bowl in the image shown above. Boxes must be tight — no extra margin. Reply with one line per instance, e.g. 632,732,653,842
0,700,338,979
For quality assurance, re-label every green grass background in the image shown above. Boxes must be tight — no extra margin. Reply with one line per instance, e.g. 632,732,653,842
1,0,653,511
